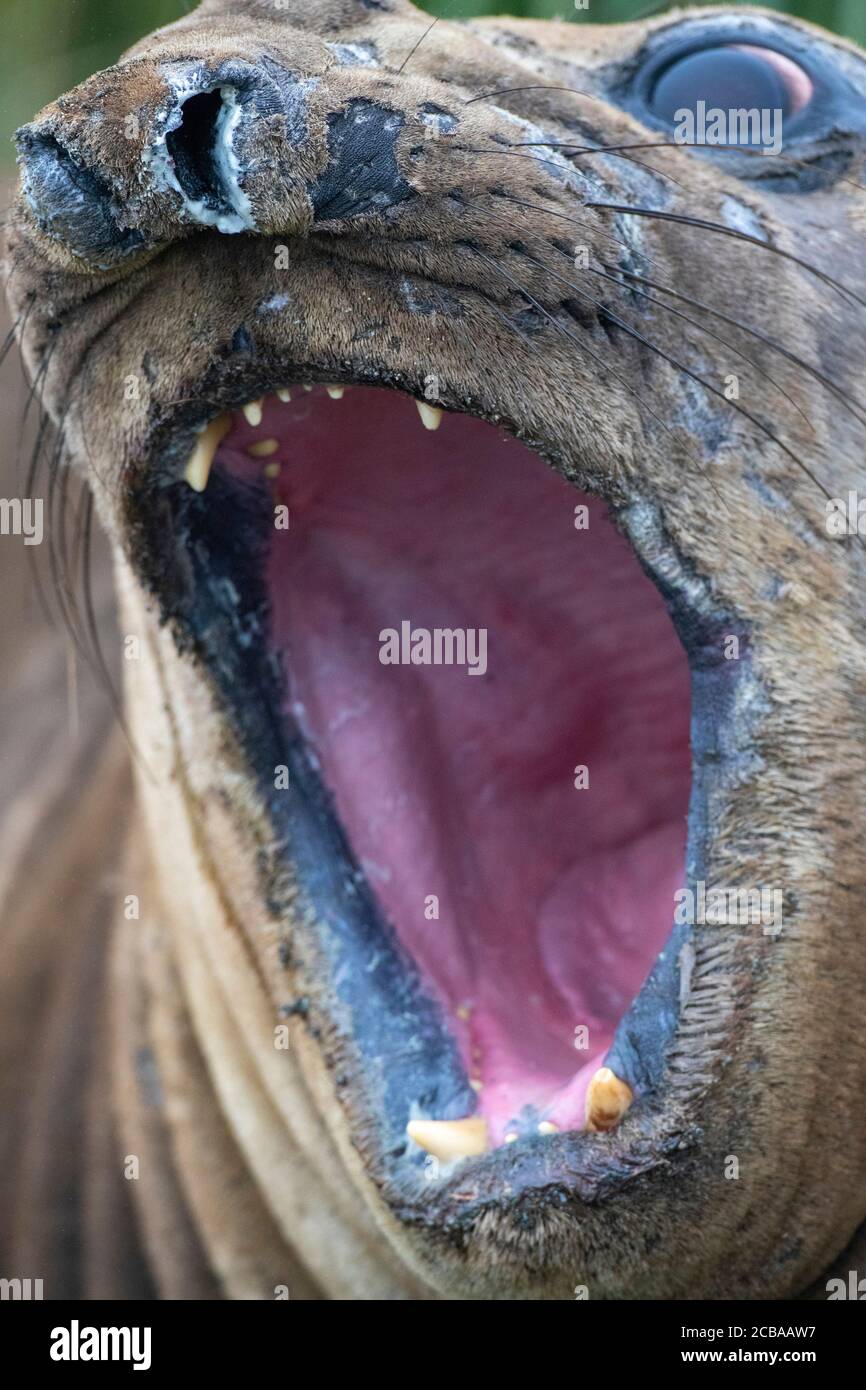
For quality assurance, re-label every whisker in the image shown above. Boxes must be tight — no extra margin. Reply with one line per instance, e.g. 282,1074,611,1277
486,200,859,433
519,244,850,528
619,269,866,430
524,245,803,453
464,88,865,197
478,190,821,429
495,191,670,280
499,138,689,190
396,0,466,77
39,404,139,756
584,203,866,310
19,336,56,432
452,144,604,176
45,444,88,656
15,338,58,512
396,16,440,75
515,138,866,197
0,294,35,371
469,244,728,508
582,262,815,435
57,446,84,596
22,395,55,498
79,489,128,737
6,289,155,769
21,402,62,634
465,85,601,107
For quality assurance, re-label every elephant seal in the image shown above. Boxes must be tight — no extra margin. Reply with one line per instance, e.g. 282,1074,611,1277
2,0,866,1300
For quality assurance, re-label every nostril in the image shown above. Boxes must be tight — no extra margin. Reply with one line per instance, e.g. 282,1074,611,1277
161,85,254,233
16,129,144,265
166,90,226,208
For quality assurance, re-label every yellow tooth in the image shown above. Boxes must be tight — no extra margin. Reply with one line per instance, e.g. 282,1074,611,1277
242,398,264,427
537,1120,559,1135
406,1117,488,1162
416,401,442,431
276,388,292,403
248,438,280,458
264,462,281,479
585,1067,633,1133
183,413,231,492
325,385,345,400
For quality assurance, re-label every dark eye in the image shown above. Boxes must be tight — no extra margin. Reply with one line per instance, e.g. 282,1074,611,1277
649,44,814,130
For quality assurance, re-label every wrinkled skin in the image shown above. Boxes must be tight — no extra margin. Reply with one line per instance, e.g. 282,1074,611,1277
2,0,866,1300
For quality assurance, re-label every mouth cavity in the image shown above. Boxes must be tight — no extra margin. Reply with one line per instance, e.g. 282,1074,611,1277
138,383,694,1175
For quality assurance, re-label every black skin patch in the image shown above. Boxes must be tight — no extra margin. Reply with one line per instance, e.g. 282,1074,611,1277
308,99,415,221
607,528,755,1099
15,129,144,265
418,102,459,137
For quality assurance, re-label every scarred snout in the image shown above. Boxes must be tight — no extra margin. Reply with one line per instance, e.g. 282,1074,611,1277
14,37,430,267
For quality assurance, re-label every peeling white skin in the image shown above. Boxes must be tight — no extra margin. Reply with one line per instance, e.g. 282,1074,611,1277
326,41,378,68
144,74,255,233
399,277,434,314
257,292,291,315
721,194,768,240
671,370,729,455
212,87,256,230
488,105,608,199
621,498,719,623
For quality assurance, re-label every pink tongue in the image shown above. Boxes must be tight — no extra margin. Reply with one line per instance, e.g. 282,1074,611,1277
220,388,692,1143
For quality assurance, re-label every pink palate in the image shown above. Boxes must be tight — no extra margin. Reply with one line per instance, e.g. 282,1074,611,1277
218,387,692,1143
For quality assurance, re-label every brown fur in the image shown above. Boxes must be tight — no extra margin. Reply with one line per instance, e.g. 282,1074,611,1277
3,1,866,1298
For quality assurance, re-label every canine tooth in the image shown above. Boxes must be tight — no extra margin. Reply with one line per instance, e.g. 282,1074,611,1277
242,398,264,427
416,401,442,431
264,462,281,480
276,388,292,403
325,385,345,400
585,1067,633,1133
248,438,280,458
406,1117,488,1162
183,413,231,492
537,1121,559,1135
504,1131,519,1144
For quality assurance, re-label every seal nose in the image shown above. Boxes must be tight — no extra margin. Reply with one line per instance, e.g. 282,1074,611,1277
14,55,315,264
14,67,261,261
16,128,144,265
13,48,421,266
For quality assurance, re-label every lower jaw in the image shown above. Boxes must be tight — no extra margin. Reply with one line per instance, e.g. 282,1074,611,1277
135,380,693,1167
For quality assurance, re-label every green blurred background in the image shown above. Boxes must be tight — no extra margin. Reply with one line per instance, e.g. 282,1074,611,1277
1,0,863,170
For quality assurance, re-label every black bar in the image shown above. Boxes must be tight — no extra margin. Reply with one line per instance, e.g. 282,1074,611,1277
0,1296,861,1374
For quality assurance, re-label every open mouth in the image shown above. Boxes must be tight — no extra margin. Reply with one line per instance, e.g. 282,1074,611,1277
135,380,694,1174
6,0,865,1299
